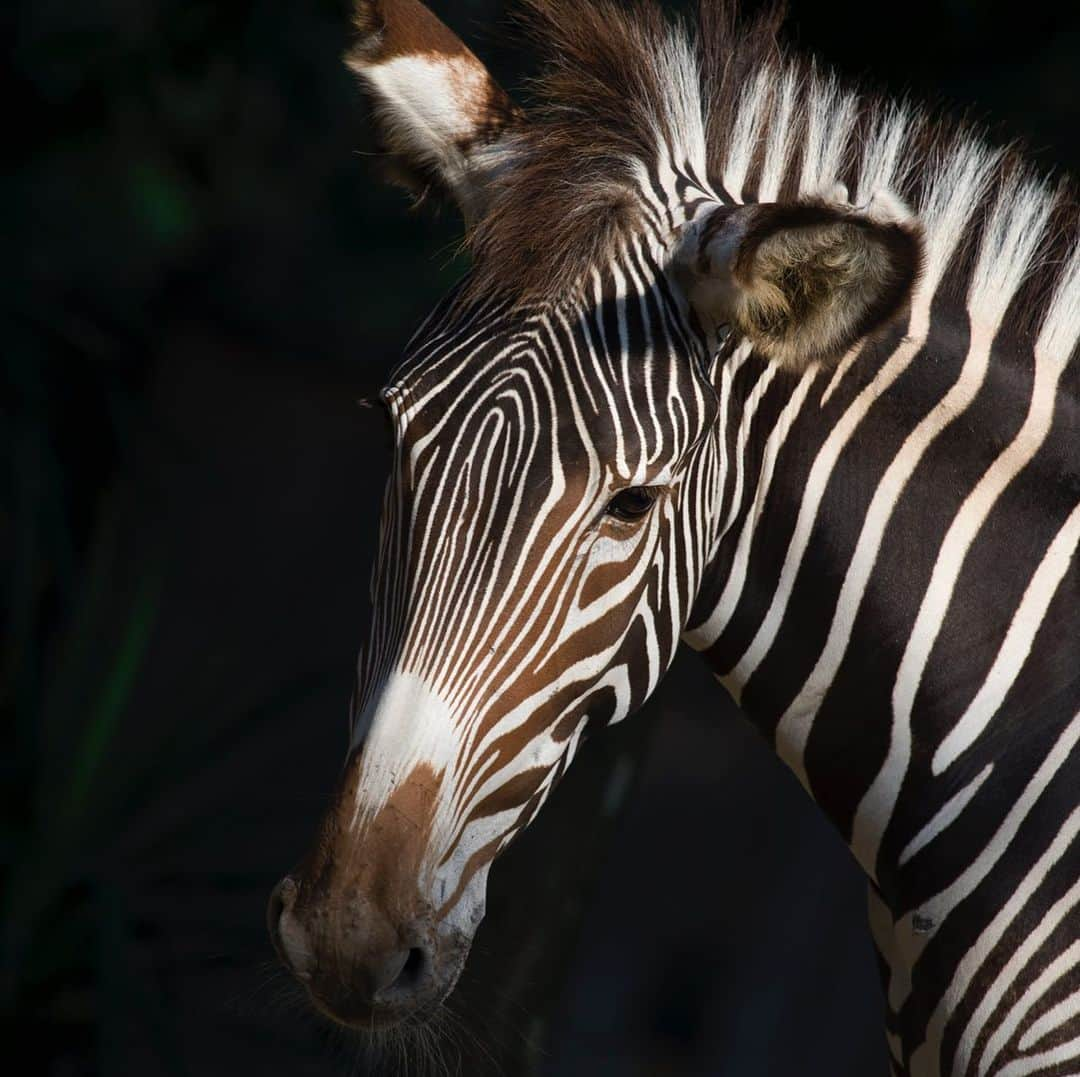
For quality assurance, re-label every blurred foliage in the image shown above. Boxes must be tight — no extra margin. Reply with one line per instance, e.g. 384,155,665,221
1,330,166,1060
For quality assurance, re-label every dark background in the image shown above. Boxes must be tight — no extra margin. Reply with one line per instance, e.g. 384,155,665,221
4,1,1078,1074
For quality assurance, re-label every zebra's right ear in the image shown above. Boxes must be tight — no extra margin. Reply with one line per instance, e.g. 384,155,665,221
346,0,521,226
676,199,922,368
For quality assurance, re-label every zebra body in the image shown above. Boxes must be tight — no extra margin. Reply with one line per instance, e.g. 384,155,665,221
269,3,1080,1073
688,235,1080,1075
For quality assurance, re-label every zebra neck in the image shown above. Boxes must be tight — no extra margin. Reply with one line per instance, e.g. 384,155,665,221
684,304,1078,894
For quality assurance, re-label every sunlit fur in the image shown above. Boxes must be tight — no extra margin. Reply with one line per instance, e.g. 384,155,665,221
283,3,1080,1073
352,262,719,938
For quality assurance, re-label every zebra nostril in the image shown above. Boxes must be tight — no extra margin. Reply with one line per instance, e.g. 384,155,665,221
268,877,313,981
373,949,409,994
400,946,427,986
267,880,288,957
373,944,430,1002
270,878,442,1022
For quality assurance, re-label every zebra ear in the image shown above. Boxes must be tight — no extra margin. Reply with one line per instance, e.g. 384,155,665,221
345,0,521,226
678,200,922,368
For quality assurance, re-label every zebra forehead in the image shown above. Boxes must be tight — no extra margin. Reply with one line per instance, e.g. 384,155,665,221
387,297,700,431
459,1,1077,354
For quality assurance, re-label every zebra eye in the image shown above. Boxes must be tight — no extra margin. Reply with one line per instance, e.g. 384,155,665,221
605,486,660,522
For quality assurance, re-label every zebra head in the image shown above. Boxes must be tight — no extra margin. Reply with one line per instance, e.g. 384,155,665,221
269,0,921,1029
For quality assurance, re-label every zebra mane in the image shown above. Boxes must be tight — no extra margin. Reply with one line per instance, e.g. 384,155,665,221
467,0,1080,358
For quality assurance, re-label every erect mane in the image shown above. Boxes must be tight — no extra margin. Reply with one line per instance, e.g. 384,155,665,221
464,0,1079,357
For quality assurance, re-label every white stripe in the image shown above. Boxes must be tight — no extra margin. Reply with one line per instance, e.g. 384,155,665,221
1035,242,1080,362
757,67,799,202
980,939,1080,1074
905,728,1080,1071
995,1034,1080,1077
797,72,857,198
706,342,751,554
715,362,778,548
855,101,913,207
777,155,1054,795
704,328,924,666
897,763,994,867
968,176,1056,331
714,139,997,695
1019,984,1080,1051
961,870,1080,1075
685,365,817,653
818,341,862,407
854,341,1069,868
914,717,1080,948
934,500,1080,774
775,318,998,794
722,68,771,201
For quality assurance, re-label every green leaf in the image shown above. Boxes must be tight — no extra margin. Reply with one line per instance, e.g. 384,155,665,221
129,162,195,247
66,573,160,819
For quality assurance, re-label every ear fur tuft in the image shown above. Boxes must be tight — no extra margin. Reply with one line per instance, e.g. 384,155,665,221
349,0,386,47
688,201,923,368
344,0,520,223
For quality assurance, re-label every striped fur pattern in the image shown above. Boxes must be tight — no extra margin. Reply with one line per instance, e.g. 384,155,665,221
351,266,718,932
295,1,1080,1069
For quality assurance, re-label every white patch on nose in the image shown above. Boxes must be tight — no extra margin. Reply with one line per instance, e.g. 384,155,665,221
349,671,461,829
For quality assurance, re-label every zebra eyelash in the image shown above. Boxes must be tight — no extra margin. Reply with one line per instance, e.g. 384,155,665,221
358,394,397,453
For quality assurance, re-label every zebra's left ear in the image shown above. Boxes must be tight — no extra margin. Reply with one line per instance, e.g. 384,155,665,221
676,200,923,368
345,0,521,226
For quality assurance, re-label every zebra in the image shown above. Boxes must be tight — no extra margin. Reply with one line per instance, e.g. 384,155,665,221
267,1,1080,1073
